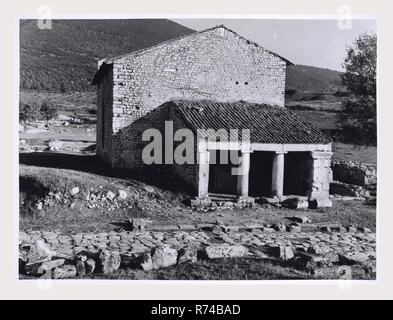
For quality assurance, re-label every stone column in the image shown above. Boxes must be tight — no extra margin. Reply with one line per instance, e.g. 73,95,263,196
237,151,251,197
308,151,333,207
198,149,210,198
271,151,286,198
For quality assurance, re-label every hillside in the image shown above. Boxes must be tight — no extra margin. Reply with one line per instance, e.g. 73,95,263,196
20,19,195,92
286,64,344,93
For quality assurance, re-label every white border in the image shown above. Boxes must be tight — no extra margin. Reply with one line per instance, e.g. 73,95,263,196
15,14,378,287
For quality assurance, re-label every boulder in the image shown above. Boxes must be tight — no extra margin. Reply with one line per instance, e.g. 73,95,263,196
98,250,121,274
307,245,331,255
177,247,198,264
151,245,178,269
26,240,55,264
310,195,333,208
282,198,309,209
268,245,294,260
25,259,65,276
117,189,128,201
212,225,223,235
338,252,371,265
124,252,154,271
70,186,80,196
106,191,115,201
201,245,248,259
53,265,77,279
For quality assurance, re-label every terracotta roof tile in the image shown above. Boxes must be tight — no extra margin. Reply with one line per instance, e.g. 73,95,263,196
171,100,331,144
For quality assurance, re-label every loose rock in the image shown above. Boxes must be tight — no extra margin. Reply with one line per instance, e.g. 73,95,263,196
268,245,294,260
151,245,178,269
53,265,77,279
177,247,198,264
117,189,128,200
27,240,55,264
98,249,121,274
70,187,80,196
202,245,248,259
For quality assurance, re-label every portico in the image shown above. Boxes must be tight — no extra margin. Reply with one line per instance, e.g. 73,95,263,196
196,141,333,207
172,100,333,209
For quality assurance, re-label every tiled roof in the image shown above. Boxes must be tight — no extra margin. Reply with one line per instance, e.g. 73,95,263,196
172,100,331,144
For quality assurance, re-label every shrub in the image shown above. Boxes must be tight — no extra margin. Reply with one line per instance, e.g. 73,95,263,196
19,102,41,122
40,100,57,121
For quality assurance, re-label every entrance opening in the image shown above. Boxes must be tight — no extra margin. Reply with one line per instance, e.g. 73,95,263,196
208,150,238,195
283,152,311,196
249,151,274,197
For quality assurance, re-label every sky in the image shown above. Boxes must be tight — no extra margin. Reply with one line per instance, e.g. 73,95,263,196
173,19,377,71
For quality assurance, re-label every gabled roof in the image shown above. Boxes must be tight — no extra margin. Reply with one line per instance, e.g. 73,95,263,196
171,100,331,145
92,25,293,84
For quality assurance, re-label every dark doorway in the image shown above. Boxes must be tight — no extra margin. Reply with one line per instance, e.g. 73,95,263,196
208,150,238,195
283,152,312,196
249,151,274,197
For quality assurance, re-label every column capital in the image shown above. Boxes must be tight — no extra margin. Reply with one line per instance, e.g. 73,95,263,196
274,151,287,155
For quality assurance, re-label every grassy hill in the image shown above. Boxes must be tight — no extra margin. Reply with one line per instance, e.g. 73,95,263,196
20,19,344,94
20,19,195,92
286,64,344,93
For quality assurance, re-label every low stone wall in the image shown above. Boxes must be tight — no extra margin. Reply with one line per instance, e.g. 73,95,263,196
332,160,377,186
330,181,370,198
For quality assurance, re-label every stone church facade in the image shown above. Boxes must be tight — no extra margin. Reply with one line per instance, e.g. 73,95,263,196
92,25,333,208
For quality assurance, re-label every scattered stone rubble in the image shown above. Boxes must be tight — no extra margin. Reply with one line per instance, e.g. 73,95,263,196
19,220,376,279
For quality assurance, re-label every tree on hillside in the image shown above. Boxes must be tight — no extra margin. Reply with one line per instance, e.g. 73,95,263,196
338,33,377,145
40,100,58,122
19,102,41,122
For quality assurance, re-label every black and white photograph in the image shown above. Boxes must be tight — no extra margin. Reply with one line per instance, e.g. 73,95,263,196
18,17,377,281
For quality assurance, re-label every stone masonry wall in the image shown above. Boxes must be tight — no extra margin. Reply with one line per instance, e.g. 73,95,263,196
110,102,198,193
108,27,287,169
332,160,377,186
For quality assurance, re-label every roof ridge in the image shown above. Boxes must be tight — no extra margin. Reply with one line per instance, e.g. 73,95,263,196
102,24,225,63
100,24,292,65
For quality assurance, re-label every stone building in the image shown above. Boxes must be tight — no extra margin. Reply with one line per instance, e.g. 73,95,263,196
92,25,333,207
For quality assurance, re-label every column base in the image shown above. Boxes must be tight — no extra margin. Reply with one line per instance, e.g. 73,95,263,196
191,197,212,211
236,196,255,208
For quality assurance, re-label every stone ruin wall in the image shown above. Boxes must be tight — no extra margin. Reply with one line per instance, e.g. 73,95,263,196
332,160,377,186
